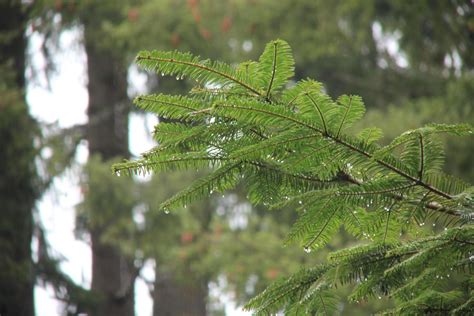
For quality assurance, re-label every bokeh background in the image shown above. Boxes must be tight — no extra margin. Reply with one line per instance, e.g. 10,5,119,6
1,0,473,315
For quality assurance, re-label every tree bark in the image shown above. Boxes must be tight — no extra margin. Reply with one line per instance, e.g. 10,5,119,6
84,25,135,316
152,199,213,316
0,1,36,315
153,272,208,316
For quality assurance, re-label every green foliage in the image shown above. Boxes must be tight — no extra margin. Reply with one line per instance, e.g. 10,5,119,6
136,50,261,96
248,226,473,315
114,40,474,314
257,40,294,99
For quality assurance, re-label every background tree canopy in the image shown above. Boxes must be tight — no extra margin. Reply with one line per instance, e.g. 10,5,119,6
0,0,472,315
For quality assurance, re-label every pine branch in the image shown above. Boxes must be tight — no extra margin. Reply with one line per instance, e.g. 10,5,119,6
257,39,295,99
418,134,424,181
244,160,336,184
318,293,328,316
265,41,278,99
335,95,352,138
303,205,339,250
116,39,474,315
336,183,416,197
383,202,397,243
357,127,383,144
136,51,263,96
333,137,454,199
218,101,460,201
304,92,328,134
160,161,241,211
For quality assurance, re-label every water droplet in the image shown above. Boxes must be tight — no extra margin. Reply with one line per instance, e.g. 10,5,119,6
304,247,311,253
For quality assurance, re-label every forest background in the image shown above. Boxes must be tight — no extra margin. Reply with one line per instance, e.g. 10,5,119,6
0,0,472,315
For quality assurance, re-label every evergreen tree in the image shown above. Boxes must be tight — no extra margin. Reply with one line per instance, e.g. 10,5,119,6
83,22,136,316
30,1,473,313
113,40,474,315
1,2,98,313
36,2,138,314
0,2,38,314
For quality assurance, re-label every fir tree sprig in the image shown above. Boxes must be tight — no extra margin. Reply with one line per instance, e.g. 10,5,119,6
113,39,474,314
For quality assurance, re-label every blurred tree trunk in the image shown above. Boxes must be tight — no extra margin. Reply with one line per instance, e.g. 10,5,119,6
153,201,213,316
153,273,208,316
84,24,135,316
0,2,36,315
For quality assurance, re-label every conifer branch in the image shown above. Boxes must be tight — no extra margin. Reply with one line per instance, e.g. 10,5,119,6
230,132,320,160
245,160,339,184
258,39,294,98
336,95,352,138
335,183,416,197
305,93,328,134
136,55,263,96
291,143,333,168
383,202,397,243
137,95,197,112
218,103,455,200
418,134,424,181
265,41,278,100
333,137,454,200
190,87,254,98
304,206,339,249
319,293,328,316
217,104,320,136
118,40,474,315
286,93,300,109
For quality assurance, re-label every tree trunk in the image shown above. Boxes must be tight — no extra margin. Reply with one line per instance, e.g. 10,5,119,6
152,200,213,316
153,272,208,316
0,1,36,315
84,25,135,316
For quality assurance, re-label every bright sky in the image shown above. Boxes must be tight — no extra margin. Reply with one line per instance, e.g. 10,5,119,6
27,27,248,316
